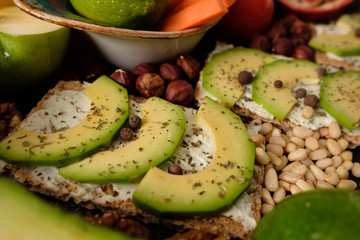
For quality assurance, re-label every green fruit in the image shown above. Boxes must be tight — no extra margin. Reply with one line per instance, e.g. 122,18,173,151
309,14,360,56
69,0,168,29
132,97,255,216
202,47,274,107
0,76,129,166
0,177,141,240
253,189,360,240
59,97,186,183
252,59,321,120
0,6,70,91
320,71,360,130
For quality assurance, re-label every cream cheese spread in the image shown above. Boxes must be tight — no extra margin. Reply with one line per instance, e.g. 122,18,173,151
0,86,259,232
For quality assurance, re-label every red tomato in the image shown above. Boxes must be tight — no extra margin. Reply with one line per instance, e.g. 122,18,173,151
211,0,274,44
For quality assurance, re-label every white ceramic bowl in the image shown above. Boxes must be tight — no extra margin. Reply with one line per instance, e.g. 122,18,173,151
14,0,220,70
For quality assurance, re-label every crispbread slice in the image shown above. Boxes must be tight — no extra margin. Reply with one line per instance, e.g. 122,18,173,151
0,80,263,240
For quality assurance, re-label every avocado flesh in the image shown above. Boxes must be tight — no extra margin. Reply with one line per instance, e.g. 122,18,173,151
0,76,129,166
0,177,140,240
309,14,360,56
252,59,321,120
59,97,186,183
202,47,274,107
320,71,360,130
132,97,255,217
252,189,360,240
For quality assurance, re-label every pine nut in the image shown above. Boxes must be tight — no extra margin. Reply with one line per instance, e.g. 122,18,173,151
326,139,342,155
291,164,307,176
249,118,262,126
305,137,319,151
281,134,290,144
286,130,294,138
318,139,327,148
261,188,275,206
313,131,320,140
279,172,303,184
267,151,282,166
260,123,273,135
282,161,300,172
336,179,357,190
324,171,339,186
290,184,302,195
290,136,305,148
269,136,286,147
265,168,278,192
285,142,298,154
273,187,286,203
351,162,360,178
251,134,266,147
341,160,353,171
264,163,274,175
316,158,333,170
301,158,315,167
328,121,341,139
332,155,343,168
288,148,308,161
296,179,314,191
261,203,274,215
302,106,314,119
337,139,349,151
315,180,334,189
309,149,328,160
293,126,313,139
272,128,282,137
336,165,349,179
266,144,284,157
255,147,270,165
305,168,316,184
340,150,353,162
275,155,288,171
279,180,291,191
325,166,336,173
309,165,325,181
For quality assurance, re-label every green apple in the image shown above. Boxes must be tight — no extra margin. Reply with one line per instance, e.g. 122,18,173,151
0,6,70,91
69,0,168,29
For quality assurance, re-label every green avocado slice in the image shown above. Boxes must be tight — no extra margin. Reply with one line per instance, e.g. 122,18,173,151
132,97,255,217
252,59,321,120
0,177,141,240
320,71,360,130
59,97,186,183
0,75,129,166
202,47,274,107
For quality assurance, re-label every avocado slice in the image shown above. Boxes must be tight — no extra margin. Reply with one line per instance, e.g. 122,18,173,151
132,97,255,217
252,59,321,120
320,71,360,130
309,14,360,56
252,189,360,240
0,177,140,240
202,47,274,107
0,75,129,166
59,97,186,183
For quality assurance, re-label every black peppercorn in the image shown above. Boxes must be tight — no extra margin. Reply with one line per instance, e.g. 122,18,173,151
316,67,327,77
129,115,142,129
238,71,253,85
274,80,283,88
120,128,134,141
296,88,307,98
168,163,183,175
304,94,319,108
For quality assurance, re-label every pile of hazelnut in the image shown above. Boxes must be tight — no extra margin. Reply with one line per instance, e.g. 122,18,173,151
249,14,315,61
110,54,201,107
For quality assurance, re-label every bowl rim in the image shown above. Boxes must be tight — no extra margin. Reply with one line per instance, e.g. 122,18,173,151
14,0,220,39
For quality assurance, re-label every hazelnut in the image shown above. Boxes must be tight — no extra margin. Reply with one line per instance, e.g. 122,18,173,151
159,62,183,81
304,94,319,108
165,79,194,106
129,115,142,130
168,163,183,175
132,63,157,75
249,35,271,53
176,54,200,80
266,24,288,42
272,38,293,56
290,21,311,42
292,45,314,61
295,88,307,98
290,35,308,48
135,73,165,98
120,128,134,141
274,80,283,88
110,69,136,91
238,71,253,85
